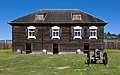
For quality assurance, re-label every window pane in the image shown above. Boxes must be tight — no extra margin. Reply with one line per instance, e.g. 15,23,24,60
56,32,59,36
93,32,96,36
73,15,81,20
31,32,33,36
90,29,97,36
53,32,56,36
74,29,81,37
75,32,77,36
77,16,80,18
36,15,44,20
52,29,59,37
33,32,35,36
28,29,35,36
29,32,32,36
90,32,92,36
78,32,80,36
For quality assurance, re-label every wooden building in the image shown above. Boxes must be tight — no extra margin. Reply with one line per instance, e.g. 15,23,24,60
8,9,108,54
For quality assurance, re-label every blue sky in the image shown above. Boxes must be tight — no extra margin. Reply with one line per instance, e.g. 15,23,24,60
0,0,120,40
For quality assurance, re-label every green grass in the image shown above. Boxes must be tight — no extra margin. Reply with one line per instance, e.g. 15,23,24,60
0,50,120,75
0,49,12,53
104,49,120,53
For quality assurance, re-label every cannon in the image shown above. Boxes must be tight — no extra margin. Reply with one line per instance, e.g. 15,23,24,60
86,49,108,66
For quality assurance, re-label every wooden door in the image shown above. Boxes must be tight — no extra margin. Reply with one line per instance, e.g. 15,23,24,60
53,44,59,54
84,43,89,53
26,43,32,54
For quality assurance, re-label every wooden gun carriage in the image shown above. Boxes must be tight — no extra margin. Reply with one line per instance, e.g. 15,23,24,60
86,49,108,66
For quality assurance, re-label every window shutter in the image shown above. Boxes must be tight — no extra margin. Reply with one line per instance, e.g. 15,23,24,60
50,28,52,37
87,29,90,38
71,27,74,37
59,28,62,37
35,28,38,36
98,27,102,39
84,28,87,39
25,29,28,37
81,29,84,38
97,28,99,38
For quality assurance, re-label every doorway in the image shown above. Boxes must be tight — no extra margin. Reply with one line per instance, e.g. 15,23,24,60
53,44,59,54
84,43,89,53
26,43,32,54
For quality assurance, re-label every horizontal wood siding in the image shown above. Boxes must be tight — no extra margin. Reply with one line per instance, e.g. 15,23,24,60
12,25,104,52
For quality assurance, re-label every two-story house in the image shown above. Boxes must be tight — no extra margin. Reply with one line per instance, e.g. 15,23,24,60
8,9,108,54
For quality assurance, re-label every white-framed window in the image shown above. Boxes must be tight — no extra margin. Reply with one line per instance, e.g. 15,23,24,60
35,14,45,20
90,29,97,36
51,26,60,39
72,14,82,20
89,26,98,39
73,26,82,39
27,26,36,39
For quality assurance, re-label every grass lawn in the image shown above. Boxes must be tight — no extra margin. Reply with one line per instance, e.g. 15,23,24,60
0,50,120,75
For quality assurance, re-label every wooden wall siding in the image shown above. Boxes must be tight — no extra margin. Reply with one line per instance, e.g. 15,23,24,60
42,43,52,52
13,42,25,52
42,26,51,42
12,26,26,51
61,26,70,42
2,40,120,50
68,44,83,51
83,27,89,39
60,44,82,52
33,42,42,51
35,26,42,41
12,25,105,52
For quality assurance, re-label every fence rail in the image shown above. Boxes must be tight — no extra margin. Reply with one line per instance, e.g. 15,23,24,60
104,40,120,50
0,40,120,50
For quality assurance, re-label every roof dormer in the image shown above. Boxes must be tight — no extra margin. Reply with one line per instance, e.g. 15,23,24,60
35,13,46,20
72,13,82,20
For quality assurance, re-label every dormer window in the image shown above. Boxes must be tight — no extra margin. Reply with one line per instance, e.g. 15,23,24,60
73,26,82,39
72,14,82,20
89,26,98,39
51,26,60,39
35,13,46,20
27,26,36,39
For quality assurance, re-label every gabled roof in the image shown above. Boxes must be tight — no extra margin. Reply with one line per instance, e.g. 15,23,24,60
8,9,108,25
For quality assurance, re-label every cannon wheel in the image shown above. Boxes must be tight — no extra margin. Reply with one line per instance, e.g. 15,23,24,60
103,52,108,65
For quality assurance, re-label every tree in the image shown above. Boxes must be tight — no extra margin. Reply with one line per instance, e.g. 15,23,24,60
107,32,111,36
104,33,107,39
111,34,117,36
117,34,120,38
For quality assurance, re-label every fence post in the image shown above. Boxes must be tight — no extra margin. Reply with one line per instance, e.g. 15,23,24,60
116,40,118,50
104,40,108,49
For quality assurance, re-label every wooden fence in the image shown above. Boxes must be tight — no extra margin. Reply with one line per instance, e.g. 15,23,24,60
0,40,12,49
0,40,120,50
104,40,120,50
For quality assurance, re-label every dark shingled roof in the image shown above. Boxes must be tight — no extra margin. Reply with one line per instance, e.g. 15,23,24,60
8,9,108,25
